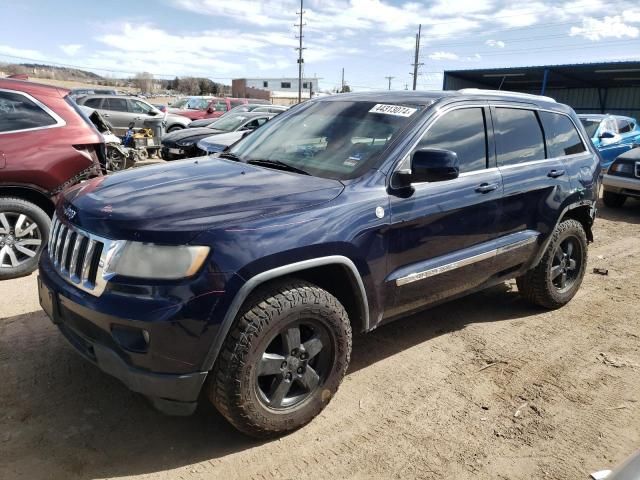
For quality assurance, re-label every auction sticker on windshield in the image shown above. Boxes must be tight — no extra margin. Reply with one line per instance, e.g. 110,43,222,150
369,104,417,117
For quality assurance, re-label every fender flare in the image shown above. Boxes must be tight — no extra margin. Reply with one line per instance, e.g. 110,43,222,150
201,255,369,371
530,200,596,268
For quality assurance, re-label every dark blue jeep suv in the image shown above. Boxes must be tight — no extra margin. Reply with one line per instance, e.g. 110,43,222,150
38,90,600,437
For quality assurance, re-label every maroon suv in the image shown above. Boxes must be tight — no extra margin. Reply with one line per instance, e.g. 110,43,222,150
0,79,104,279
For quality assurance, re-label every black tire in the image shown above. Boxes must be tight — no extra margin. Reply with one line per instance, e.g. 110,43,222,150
602,190,626,208
167,125,184,133
0,197,51,280
516,219,588,309
208,280,352,438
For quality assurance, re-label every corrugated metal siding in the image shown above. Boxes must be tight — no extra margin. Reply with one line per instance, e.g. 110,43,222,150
443,73,640,118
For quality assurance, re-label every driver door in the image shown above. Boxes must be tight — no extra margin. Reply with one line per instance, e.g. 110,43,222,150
384,105,504,319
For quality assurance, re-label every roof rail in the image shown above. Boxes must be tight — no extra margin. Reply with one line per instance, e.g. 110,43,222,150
458,88,557,103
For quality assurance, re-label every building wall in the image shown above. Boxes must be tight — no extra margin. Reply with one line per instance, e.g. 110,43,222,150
443,74,640,118
232,79,270,101
244,78,318,93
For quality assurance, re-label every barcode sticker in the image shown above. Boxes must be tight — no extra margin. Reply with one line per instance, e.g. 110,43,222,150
369,104,417,117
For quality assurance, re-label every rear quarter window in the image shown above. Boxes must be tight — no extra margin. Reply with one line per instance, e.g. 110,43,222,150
495,108,545,166
0,91,58,133
540,111,586,157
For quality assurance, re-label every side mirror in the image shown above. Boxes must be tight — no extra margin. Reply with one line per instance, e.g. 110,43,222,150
148,110,159,116
599,131,615,139
393,148,459,187
241,130,252,138
206,107,214,114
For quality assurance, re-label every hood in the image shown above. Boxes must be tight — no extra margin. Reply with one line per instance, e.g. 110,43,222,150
162,127,224,146
198,131,244,151
166,113,192,125
61,157,344,243
168,108,207,120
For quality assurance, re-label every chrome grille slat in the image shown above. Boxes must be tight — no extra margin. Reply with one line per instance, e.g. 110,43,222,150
47,218,112,297
69,234,84,281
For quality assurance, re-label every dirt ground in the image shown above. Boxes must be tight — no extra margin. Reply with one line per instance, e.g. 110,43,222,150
1,199,639,480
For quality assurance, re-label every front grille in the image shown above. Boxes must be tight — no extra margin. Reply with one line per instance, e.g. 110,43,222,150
48,215,110,296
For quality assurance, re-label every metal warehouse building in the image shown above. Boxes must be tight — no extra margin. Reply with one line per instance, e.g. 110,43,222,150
443,61,640,118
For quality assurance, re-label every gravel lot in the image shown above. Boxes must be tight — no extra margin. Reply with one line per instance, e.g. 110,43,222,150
1,199,639,480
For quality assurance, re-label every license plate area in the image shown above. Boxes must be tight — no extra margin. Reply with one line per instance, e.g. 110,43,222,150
168,148,183,155
38,276,60,324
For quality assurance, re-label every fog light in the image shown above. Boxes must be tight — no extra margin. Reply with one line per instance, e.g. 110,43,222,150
142,329,150,344
111,325,150,353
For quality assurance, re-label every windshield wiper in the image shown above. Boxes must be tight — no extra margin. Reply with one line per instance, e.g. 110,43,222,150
247,159,311,176
218,152,242,161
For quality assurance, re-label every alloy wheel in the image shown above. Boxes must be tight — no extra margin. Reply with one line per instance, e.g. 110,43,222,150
0,212,43,269
550,236,582,292
255,320,333,410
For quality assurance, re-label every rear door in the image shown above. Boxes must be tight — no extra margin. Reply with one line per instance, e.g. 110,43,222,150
385,104,505,318
100,97,132,134
492,105,573,273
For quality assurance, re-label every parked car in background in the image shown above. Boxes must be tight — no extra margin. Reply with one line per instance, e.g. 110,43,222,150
75,95,191,134
169,97,268,121
69,87,117,100
196,130,247,154
189,104,287,128
170,96,215,110
39,90,599,437
578,114,640,170
0,79,104,279
161,112,274,160
601,146,640,207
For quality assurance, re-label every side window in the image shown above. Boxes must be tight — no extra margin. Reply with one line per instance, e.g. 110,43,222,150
213,101,227,112
83,98,103,109
603,119,617,134
103,98,128,112
0,91,57,133
495,108,545,166
539,111,586,157
617,119,632,134
414,107,487,173
129,99,152,114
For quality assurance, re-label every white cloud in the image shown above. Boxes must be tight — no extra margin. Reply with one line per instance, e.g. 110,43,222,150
428,51,459,60
570,16,640,40
0,44,42,60
60,44,83,56
485,39,505,48
377,36,415,51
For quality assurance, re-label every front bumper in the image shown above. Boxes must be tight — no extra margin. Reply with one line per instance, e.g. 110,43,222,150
37,251,225,415
602,174,640,196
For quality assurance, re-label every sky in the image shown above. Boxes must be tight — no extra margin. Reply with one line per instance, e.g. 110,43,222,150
1,0,640,92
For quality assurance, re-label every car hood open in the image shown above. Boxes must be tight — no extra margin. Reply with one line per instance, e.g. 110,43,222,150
61,158,344,243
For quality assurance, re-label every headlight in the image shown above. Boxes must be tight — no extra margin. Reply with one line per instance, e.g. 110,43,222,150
176,139,194,147
104,242,210,279
608,162,633,174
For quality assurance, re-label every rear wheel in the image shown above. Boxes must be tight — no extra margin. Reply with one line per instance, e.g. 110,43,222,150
516,219,588,309
0,198,50,280
208,280,352,438
602,190,626,208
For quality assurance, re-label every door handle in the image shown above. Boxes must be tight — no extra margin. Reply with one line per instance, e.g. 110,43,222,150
475,183,499,193
547,169,566,178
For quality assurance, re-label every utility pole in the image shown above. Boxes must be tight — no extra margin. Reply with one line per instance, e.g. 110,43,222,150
295,0,306,103
385,76,395,90
410,24,423,91
341,67,345,92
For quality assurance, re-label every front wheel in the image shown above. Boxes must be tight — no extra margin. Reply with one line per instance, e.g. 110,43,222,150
516,219,588,309
0,198,50,280
208,280,352,438
167,125,184,133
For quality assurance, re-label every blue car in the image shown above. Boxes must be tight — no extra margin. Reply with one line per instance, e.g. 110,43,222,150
38,90,600,437
578,114,640,170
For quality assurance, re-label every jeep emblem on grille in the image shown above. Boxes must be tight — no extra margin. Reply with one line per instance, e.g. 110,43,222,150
63,205,77,220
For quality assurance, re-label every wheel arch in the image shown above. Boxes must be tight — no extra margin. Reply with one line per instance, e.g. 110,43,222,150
201,256,369,371
530,200,595,268
0,185,55,217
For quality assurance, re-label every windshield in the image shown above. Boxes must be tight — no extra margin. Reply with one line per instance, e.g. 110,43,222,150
230,100,422,180
580,118,601,138
210,115,249,131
